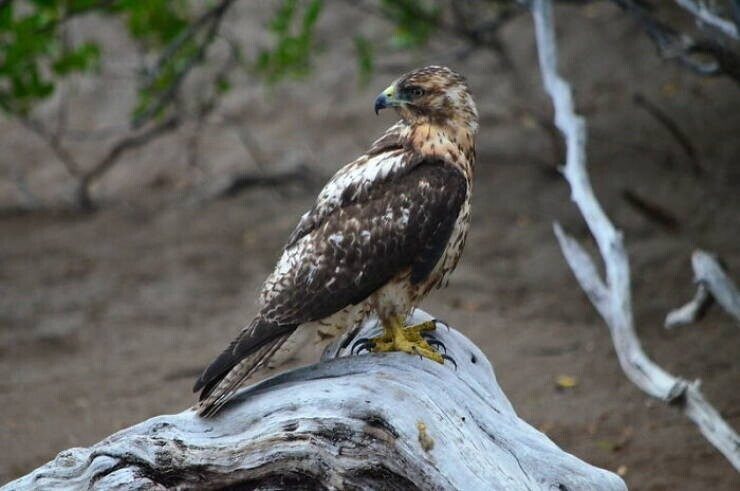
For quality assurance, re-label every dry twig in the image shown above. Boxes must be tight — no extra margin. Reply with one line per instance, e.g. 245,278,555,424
133,0,237,128
674,0,739,40
10,0,239,211
610,0,740,82
531,0,740,471
666,250,740,328
19,117,81,178
75,116,181,210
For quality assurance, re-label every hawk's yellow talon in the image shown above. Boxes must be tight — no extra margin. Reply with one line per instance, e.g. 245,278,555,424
371,317,443,363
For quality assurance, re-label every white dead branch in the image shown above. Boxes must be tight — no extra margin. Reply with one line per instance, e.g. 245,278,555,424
674,0,739,40
531,0,740,472
666,249,740,328
3,310,625,491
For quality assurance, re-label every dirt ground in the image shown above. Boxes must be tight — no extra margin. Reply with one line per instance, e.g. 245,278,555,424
0,2,738,489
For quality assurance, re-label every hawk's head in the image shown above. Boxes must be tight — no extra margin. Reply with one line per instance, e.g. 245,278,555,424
374,66,477,132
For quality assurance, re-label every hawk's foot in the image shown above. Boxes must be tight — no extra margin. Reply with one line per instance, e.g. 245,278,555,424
370,317,443,364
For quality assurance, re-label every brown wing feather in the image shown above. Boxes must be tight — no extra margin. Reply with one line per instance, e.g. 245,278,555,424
193,318,297,396
284,125,410,250
196,331,290,417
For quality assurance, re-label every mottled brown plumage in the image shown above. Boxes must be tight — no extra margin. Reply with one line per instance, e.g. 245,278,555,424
194,66,478,416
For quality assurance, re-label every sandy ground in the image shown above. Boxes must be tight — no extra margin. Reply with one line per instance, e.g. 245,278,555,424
0,2,738,489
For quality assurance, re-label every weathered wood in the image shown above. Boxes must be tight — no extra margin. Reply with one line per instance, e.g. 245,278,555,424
665,250,740,329
4,310,624,491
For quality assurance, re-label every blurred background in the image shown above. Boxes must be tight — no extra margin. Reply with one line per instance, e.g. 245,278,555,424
0,0,738,488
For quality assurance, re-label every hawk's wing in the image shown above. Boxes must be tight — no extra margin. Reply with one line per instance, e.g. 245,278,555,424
262,157,467,325
194,158,467,415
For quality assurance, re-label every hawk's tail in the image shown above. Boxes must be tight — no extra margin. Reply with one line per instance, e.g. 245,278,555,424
193,318,297,417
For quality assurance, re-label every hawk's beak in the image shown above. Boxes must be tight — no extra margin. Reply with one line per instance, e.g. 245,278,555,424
374,84,399,115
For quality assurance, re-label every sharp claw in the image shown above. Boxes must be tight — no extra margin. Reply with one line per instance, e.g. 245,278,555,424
357,341,374,354
442,354,458,370
422,336,447,354
351,338,374,355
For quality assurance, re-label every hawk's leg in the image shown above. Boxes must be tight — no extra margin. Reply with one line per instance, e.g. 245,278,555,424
369,316,444,363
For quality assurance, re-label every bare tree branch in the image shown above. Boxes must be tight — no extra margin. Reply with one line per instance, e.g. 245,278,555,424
691,250,740,321
145,0,236,88
14,109,183,211
732,0,740,33
674,0,739,40
610,0,740,82
532,0,740,471
665,279,714,328
133,0,237,128
19,117,81,177
666,250,740,328
76,116,181,210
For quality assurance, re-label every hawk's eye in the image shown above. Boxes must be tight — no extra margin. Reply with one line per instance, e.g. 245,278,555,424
409,86,425,98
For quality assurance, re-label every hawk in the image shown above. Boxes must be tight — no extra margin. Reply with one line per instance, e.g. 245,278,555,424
194,66,478,416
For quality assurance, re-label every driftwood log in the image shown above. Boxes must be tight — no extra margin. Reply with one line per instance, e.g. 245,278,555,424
5,310,624,490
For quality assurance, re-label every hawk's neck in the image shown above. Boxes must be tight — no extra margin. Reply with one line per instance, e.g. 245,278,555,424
408,122,476,174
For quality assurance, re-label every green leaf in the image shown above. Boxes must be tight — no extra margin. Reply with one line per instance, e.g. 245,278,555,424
256,0,325,84
380,0,439,49
216,77,231,94
117,0,190,45
302,0,323,31
0,3,13,29
0,0,104,115
52,42,100,75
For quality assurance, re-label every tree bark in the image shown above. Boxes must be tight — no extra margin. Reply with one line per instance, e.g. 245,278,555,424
4,310,625,491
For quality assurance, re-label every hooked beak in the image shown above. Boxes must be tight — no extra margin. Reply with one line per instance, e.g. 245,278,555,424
374,83,400,115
